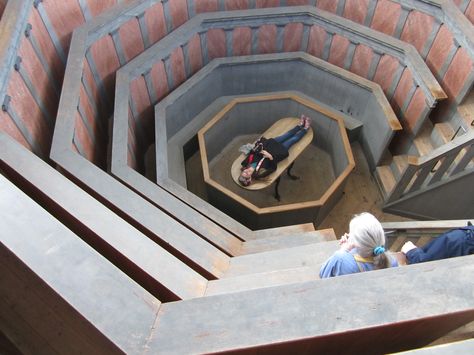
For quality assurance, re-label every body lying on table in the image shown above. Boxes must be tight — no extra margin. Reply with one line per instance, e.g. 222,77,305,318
238,115,311,187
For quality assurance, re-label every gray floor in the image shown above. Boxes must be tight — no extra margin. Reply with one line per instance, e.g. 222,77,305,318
186,137,410,235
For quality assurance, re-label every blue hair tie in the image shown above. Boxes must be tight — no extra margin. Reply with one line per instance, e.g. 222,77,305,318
373,246,385,256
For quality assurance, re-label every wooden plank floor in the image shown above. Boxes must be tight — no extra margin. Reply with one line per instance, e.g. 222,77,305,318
317,142,412,237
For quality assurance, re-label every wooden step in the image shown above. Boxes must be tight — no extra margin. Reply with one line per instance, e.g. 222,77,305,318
254,223,315,239
224,241,339,278
412,132,434,156
206,266,318,296
428,322,474,349
375,165,396,198
390,155,408,180
240,228,336,255
431,122,455,148
457,89,474,130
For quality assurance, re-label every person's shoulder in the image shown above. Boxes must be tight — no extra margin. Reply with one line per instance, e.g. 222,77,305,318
319,249,358,278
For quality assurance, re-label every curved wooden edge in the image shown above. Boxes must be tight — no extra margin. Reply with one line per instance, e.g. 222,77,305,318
231,117,313,190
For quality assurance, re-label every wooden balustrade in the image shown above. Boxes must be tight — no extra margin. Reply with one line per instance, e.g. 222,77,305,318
386,131,474,203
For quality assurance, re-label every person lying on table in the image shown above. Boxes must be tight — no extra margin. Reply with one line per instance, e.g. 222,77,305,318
238,115,311,187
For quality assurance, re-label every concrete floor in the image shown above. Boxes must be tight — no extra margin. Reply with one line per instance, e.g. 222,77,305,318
186,138,410,235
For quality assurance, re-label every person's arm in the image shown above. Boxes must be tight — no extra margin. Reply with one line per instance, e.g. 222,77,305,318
339,233,355,251
401,241,429,264
254,162,276,179
260,150,273,160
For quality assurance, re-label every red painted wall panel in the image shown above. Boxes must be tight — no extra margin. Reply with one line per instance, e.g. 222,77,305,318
350,44,373,79
195,0,218,13
283,23,303,53
79,85,98,142
127,122,137,153
151,61,170,102
128,106,137,145
127,127,137,170
18,37,57,120
371,1,401,36
316,0,338,13
169,0,189,29
233,27,252,56
89,35,121,95
0,111,31,151
465,2,474,25
307,25,327,58
7,71,50,156
85,0,118,17
256,0,279,8
130,76,151,117
42,0,85,55
187,34,203,75
119,17,145,62
29,9,63,84
328,34,350,68
144,2,167,46
82,60,100,113
392,69,414,111
443,47,474,99
207,29,226,59
171,47,187,87
74,110,94,161
287,0,309,5
372,55,400,94
400,11,435,54
343,0,369,25
404,88,427,132
225,0,250,10
426,25,454,77
258,24,277,54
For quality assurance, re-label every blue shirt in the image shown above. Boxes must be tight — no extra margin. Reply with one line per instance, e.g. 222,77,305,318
319,249,398,278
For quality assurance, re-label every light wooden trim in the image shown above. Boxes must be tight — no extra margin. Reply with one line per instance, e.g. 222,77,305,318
382,220,472,230
197,93,354,215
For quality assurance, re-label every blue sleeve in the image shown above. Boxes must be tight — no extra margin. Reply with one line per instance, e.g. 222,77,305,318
390,255,399,267
319,250,360,278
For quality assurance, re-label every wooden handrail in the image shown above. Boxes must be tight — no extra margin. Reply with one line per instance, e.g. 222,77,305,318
386,131,474,203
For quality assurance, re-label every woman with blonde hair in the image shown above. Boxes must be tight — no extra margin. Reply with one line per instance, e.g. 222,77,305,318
319,212,398,278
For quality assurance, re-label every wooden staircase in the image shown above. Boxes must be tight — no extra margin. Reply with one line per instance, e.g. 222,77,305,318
374,110,474,207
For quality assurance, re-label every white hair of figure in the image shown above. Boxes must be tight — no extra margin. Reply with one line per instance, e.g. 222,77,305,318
349,212,390,269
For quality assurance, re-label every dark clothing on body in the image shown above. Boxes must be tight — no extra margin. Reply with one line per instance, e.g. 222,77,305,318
241,138,286,178
241,125,307,179
406,226,474,264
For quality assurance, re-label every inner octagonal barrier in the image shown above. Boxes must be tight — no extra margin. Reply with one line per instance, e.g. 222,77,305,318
197,93,354,229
